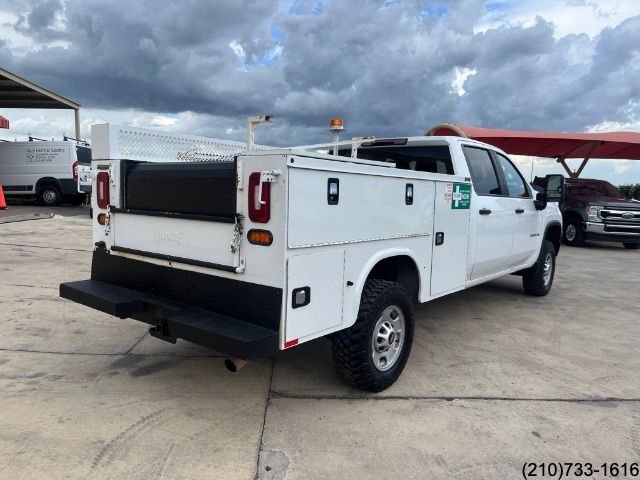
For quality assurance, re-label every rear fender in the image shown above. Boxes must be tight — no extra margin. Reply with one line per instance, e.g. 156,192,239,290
344,248,422,329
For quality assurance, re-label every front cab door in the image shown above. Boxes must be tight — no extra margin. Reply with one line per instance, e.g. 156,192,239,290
493,152,540,267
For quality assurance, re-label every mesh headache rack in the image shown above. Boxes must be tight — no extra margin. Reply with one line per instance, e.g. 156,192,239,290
91,123,273,162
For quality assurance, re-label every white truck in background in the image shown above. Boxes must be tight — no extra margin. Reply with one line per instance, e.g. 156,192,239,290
0,137,91,205
60,121,564,391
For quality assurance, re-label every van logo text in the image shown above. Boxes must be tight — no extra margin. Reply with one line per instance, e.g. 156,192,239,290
154,230,183,245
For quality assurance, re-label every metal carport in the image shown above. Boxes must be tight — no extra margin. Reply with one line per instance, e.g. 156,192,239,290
426,123,640,178
0,67,81,139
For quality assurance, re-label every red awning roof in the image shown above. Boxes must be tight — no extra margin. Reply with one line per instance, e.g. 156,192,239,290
426,123,640,160
0,115,8,129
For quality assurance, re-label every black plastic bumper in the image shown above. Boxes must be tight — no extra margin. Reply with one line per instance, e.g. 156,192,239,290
60,279,279,359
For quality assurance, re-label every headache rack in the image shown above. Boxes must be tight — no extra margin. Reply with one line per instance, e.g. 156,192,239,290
91,123,273,163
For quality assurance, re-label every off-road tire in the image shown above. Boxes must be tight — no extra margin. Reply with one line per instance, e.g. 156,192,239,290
523,240,556,296
37,184,62,206
331,279,414,392
623,243,640,250
563,218,585,247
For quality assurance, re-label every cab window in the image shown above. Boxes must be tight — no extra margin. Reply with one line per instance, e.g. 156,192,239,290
463,146,502,195
495,153,530,198
353,146,454,174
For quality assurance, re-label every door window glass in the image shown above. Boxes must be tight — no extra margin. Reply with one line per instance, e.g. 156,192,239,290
495,153,529,197
463,146,502,195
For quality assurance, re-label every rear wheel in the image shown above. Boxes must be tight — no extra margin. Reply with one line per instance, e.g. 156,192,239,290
563,218,585,246
37,184,61,206
623,243,640,250
331,279,414,392
523,240,556,296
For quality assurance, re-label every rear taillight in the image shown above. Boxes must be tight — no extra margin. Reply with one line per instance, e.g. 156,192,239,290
72,161,78,182
96,171,110,209
248,172,270,223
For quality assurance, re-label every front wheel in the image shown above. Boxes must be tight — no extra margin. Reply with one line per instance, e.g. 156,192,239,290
331,279,414,392
523,240,556,296
563,218,585,246
623,243,640,250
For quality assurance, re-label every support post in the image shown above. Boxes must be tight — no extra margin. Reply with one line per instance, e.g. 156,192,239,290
247,115,272,152
74,108,81,140
556,157,574,177
555,140,599,178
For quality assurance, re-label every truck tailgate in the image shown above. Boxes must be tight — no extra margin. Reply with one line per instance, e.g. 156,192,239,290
111,213,239,271
110,160,241,271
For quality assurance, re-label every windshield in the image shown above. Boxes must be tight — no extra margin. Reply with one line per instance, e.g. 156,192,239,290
566,180,622,198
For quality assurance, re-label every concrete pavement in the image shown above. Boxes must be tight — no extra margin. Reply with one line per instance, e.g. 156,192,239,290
0,211,638,479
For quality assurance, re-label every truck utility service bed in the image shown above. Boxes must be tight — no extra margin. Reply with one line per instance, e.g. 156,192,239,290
60,123,562,391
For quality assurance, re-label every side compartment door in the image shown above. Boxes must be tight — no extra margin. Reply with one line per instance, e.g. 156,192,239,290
430,181,471,296
285,250,345,345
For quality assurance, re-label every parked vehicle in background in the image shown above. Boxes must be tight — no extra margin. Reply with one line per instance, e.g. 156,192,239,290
73,139,92,197
535,177,640,250
61,122,564,392
0,138,90,206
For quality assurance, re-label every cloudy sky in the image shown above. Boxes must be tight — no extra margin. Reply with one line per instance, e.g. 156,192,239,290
0,0,639,183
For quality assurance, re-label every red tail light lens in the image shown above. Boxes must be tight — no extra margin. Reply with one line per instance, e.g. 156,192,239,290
96,171,110,209
248,172,270,223
72,161,78,181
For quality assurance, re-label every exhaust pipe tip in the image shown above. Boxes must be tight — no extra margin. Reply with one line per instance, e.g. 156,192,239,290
225,356,249,373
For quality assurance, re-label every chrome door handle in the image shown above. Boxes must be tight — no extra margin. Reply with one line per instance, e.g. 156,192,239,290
515,208,525,214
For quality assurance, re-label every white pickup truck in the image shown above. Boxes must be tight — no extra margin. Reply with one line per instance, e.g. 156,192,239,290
60,122,564,391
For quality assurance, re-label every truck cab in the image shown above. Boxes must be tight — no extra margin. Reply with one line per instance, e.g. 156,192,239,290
60,123,563,392
535,177,640,249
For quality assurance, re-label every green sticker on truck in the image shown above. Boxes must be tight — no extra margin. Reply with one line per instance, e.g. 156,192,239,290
449,183,471,209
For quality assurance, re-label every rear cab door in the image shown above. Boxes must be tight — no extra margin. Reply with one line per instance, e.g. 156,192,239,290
461,144,514,280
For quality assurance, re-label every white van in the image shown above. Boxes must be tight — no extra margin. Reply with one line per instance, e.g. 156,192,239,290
0,140,90,205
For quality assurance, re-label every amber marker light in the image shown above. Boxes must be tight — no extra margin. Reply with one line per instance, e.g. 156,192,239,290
248,229,273,246
329,118,344,130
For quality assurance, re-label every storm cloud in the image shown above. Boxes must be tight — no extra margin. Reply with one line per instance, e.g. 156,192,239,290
0,0,639,145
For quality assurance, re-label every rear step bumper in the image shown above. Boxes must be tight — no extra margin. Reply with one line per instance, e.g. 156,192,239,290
60,279,278,359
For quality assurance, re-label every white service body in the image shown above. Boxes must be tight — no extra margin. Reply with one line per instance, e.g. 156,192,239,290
71,124,561,355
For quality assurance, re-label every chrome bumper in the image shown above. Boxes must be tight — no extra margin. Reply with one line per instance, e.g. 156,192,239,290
585,222,640,237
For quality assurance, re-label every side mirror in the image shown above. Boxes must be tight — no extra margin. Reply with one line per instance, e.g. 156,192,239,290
545,174,565,202
534,191,547,211
534,174,565,210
